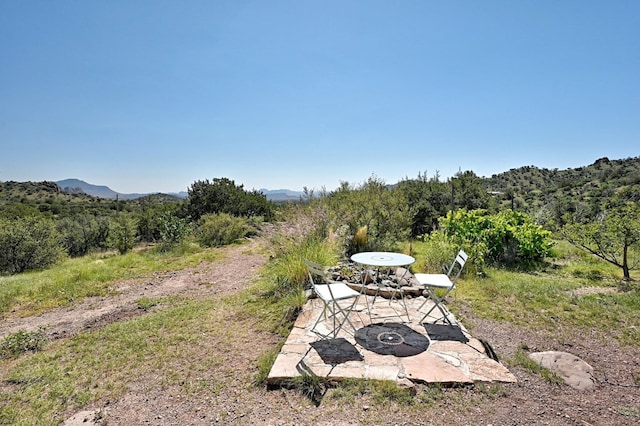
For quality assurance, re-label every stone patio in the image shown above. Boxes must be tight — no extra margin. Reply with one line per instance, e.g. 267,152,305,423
267,292,517,386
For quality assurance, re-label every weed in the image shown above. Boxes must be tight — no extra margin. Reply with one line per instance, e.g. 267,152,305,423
0,328,47,358
286,373,325,406
370,380,414,405
416,383,445,405
136,297,159,311
253,346,281,386
613,405,640,418
474,383,507,399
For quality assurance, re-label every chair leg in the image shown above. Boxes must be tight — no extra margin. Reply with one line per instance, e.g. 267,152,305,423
311,304,329,338
419,288,454,324
420,300,452,325
311,297,361,340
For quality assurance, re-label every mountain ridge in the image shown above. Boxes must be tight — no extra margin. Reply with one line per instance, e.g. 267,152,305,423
55,179,304,201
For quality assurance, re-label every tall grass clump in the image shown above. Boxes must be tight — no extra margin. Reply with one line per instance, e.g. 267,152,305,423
263,235,337,302
252,204,340,335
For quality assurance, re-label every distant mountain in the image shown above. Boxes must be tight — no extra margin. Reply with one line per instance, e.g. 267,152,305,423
258,188,304,202
57,179,152,200
55,179,303,201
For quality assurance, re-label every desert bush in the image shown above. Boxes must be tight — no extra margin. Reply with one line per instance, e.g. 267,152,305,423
158,213,191,250
0,217,63,274
57,214,110,257
187,177,273,221
196,213,252,247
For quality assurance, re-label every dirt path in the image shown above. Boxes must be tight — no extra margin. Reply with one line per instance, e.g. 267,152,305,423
0,238,267,342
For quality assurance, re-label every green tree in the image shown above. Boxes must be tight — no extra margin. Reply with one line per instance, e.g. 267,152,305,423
452,170,490,211
158,213,190,249
109,214,137,255
136,198,185,243
57,214,110,257
562,202,640,280
396,171,450,238
187,178,273,221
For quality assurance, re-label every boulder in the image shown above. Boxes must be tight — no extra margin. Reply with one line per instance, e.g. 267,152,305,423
528,351,595,390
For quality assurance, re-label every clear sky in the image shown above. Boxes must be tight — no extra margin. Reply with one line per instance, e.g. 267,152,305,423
1,1,638,194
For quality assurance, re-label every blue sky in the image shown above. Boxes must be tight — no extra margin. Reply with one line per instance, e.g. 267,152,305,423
1,1,638,194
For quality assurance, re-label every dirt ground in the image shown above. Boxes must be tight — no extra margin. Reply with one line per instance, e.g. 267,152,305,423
2,230,639,426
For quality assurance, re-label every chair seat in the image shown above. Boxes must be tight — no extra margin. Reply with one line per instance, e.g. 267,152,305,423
414,273,454,289
315,283,361,301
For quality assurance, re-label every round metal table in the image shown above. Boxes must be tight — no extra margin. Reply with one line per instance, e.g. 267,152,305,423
350,252,415,322
350,252,415,268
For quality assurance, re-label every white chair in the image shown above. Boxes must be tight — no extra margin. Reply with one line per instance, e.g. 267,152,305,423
415,250,468,324
305,259,362,340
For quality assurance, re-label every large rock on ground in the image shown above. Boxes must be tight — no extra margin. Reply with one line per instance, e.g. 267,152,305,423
528,351,595,390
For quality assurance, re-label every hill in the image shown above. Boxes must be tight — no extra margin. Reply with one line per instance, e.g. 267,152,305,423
56,179,151,200
482,156,640,213
3,156,638,212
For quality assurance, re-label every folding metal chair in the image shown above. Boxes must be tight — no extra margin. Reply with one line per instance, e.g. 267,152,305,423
305,259,362,339
415,250,468,324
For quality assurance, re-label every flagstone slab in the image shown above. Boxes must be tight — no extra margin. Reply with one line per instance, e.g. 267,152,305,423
402,351,474,384
266,293,517,386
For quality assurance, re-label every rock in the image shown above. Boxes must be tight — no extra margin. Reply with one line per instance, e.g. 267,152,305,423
528,351,595,390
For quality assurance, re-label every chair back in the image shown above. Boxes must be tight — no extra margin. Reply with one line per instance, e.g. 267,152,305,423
305,259,339,300
304,259,331,287
446,250,468,283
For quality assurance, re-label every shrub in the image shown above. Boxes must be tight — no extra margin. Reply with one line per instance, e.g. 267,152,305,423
187,177,273,221
57,214,110,257
196,213,251,247
0,217,63,274
158,213,191,249
439,209,553,266
109,214,137,254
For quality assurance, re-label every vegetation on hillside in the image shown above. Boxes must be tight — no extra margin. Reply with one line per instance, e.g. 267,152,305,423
1,156,638,277
0,178,273,274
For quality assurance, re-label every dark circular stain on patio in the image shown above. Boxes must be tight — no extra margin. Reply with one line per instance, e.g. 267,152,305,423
355,323,430,357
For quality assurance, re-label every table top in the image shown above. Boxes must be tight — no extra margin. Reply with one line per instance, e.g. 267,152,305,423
350,251,415,267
